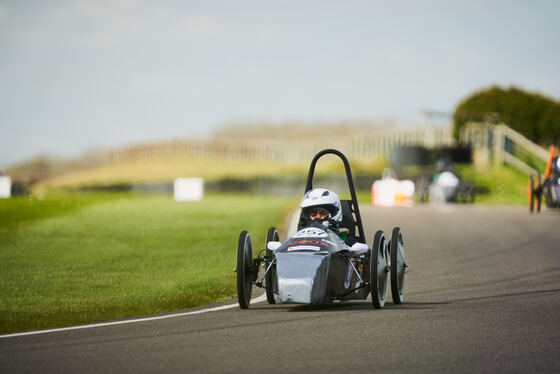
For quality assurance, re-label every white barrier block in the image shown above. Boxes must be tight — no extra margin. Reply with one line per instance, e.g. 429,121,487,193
372,178,415,207
0,176,11,198
174,177,204,201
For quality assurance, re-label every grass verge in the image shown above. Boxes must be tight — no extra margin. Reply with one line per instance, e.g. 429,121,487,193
0,192,291,334
455,164,528,205
30,157,389,195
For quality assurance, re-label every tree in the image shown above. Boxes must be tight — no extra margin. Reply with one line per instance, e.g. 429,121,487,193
453,86,560,145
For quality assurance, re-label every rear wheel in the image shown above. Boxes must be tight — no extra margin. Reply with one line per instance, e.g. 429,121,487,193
536,174,542,213
390,227,406,304
236,231,253,309
462,181,475,203
529,175,535,213
370,230,388,309
265,227,279,304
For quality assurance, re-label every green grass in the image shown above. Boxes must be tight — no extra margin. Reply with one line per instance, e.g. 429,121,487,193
381,163,528,205
513,145,547,173
455,164,528,205
0,192,291,334
31,156,389,195
329,164,528,205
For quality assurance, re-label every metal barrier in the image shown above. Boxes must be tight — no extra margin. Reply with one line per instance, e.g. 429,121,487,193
108,126,453,164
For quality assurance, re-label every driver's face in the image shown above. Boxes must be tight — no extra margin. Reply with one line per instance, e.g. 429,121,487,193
309,208,329,220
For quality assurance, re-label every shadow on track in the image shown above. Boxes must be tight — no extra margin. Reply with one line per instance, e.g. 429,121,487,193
258,288,559,312
255,300,448,312
448,288,560,304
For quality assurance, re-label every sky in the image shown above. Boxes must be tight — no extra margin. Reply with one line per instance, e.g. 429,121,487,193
1,0,559,168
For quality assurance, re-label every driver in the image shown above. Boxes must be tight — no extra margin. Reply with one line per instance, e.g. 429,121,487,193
300,188,367,253
300,188,342,229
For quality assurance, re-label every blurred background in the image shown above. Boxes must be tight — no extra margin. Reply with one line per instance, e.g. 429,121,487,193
1,0,559,197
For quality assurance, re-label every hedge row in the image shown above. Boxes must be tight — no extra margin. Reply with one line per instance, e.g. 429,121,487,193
453,85,560,145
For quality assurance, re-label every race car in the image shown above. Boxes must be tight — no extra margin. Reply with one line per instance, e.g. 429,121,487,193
528,140,560,213
416,158,475,203
234,149,407,309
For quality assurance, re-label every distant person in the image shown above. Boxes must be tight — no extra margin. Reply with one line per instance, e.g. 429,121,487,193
434,157,452,175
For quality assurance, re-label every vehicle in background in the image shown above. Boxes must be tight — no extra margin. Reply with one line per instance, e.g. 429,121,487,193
528,140,560,213
416,158,475,204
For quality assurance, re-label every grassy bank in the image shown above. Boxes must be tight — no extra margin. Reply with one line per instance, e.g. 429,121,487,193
0,192,291,334
30,157,388,195
455,164,528,205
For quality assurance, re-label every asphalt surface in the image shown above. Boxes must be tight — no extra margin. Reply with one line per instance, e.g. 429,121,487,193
1,204,559,373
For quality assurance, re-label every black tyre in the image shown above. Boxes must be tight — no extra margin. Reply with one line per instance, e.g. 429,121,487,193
390,227,406,304
417,178,430,203
464,181,475,203
529,175,535,213
370,230,389,309
536,174,542,213
265,227,279,304
236,231,253,309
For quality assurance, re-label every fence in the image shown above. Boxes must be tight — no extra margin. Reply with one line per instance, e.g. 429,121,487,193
460,122,550,175
108,126,453,164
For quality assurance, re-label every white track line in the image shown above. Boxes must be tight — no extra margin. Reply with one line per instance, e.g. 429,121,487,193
0,293,267,339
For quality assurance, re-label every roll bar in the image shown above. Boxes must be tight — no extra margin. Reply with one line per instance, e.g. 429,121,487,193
304,149,366,243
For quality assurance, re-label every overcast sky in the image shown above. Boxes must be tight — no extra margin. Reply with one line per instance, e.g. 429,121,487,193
1,0,559,168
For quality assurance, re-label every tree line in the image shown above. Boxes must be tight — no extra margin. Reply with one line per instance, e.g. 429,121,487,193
453,85,560,145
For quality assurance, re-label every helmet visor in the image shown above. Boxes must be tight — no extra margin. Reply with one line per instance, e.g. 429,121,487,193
308,208,330,220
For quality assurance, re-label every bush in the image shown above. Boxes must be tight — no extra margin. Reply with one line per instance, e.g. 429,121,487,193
453,86,560,145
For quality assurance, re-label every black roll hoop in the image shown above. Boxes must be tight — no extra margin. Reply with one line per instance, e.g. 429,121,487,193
304,149,366,244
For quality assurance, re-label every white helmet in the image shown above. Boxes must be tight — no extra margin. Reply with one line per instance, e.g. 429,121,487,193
300,188,342,224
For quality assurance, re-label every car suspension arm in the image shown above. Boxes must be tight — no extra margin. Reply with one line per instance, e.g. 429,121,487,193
254,255,275,287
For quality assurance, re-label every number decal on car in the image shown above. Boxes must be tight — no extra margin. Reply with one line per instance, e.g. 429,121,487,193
288,239,329,247
293,228,328,238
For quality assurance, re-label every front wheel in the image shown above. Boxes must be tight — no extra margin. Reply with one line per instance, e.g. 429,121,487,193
370,230,389,309
390,227,406,304
265,227,279,304
236,231,253,309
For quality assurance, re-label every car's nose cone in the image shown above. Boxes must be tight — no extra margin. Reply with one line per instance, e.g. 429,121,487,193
276,252,330,304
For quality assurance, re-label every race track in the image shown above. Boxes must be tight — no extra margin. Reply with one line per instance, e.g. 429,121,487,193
1,205,559,373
